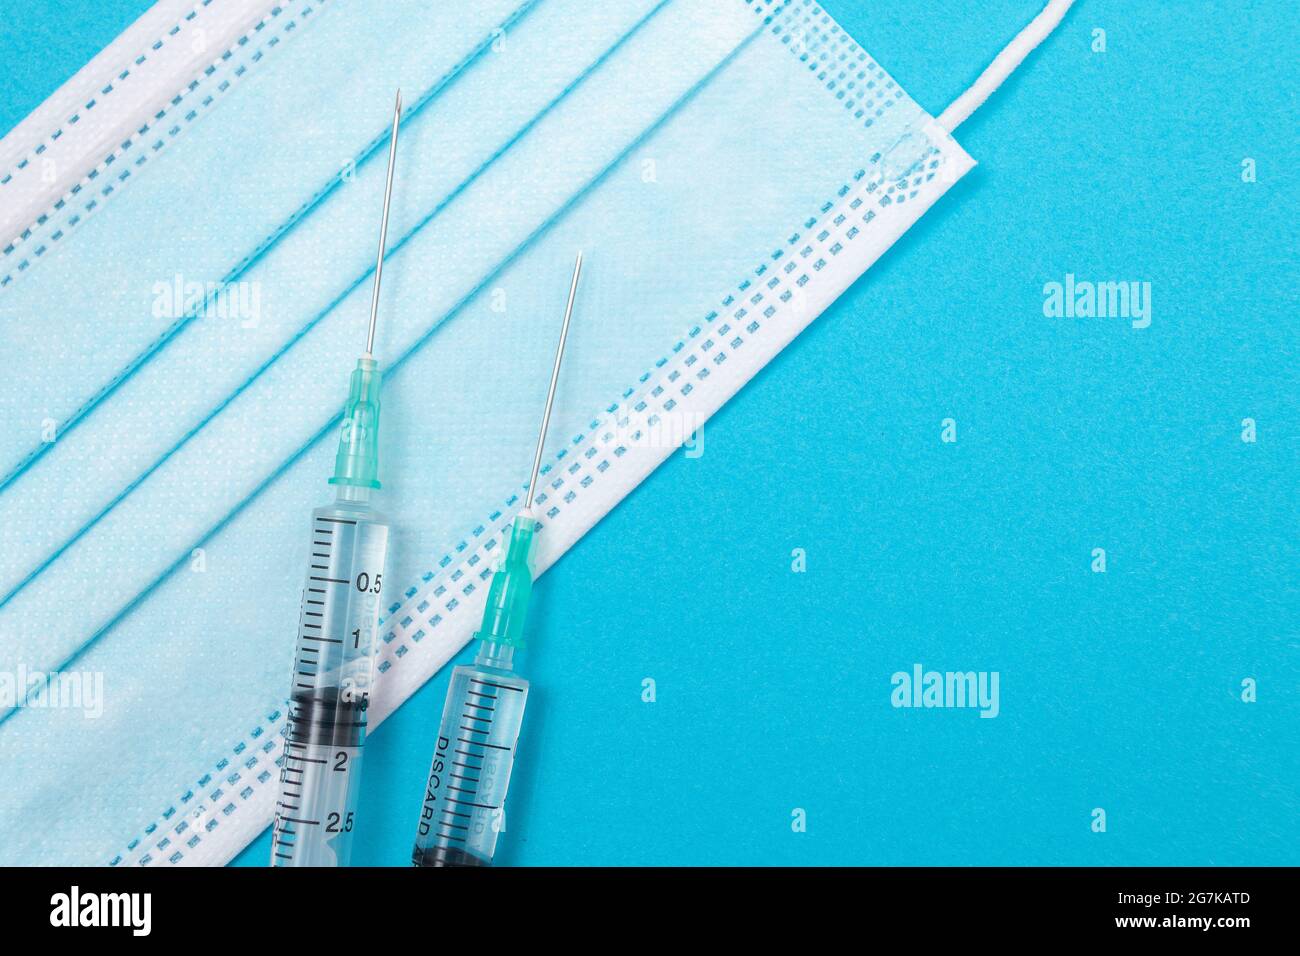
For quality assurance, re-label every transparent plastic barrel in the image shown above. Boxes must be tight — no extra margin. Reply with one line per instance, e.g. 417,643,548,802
412,660,529,866
272,495,387,867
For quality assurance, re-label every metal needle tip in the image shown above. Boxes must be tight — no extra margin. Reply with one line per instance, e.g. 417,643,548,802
524,252,584,513
364,90,403,358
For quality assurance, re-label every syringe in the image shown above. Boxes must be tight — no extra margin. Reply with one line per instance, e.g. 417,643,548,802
411,252,584,867
270,91,402,868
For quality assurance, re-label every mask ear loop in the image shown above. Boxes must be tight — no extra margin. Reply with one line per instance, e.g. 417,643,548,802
936,0,1076,133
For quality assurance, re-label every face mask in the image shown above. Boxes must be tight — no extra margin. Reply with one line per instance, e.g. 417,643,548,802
0,0,1072,865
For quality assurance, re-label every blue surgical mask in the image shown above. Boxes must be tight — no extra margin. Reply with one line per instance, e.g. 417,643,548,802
0,0,1069,865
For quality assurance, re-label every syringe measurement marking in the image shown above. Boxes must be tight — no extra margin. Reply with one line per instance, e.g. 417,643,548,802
426,696,511,842
280,396,387,866
469,678,523,693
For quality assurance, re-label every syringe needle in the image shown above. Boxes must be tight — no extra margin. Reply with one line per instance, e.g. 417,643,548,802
412,256,586,868
329,93,400,495
524,251,583,512
365,89,403,358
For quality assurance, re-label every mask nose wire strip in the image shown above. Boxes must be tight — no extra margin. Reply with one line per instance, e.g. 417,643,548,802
936,0,1076,134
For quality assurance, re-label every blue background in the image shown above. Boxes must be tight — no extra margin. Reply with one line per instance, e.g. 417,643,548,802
1,0,1294,865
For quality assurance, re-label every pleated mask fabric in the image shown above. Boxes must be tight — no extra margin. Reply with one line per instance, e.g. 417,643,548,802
0,0,988,865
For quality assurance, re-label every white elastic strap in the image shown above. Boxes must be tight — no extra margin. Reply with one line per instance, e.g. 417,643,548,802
937,0,1075,133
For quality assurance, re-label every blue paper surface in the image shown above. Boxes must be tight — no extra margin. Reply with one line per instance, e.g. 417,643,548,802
0,0,1294,866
